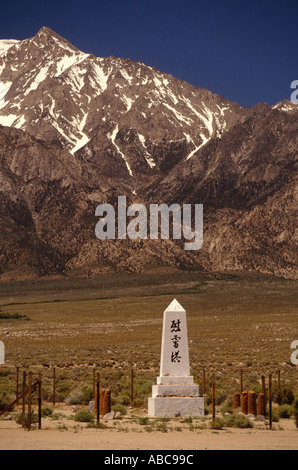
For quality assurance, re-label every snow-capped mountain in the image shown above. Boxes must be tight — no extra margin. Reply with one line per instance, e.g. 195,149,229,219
0,27,297,281
0,27,247,180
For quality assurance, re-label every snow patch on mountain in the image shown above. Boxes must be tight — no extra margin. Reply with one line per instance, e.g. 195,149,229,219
0,81,13,110
138,134,156,168
108,124,133,176
186,135,209,160
0,39,20,57
24,66,49,95
90,60,112,93
272,100,298,112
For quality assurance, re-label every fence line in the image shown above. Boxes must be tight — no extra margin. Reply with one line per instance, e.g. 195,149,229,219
0,364,288,428
0,372,42,431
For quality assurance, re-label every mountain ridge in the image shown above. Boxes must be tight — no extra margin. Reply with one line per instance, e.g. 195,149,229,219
0,27,297,281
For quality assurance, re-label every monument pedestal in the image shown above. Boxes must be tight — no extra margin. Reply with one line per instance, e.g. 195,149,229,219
148,300,204,418
149,376,204,418
148,396,205,418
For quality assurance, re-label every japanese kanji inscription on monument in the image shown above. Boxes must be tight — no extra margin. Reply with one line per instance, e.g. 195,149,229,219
171,320,181,363
148,299,204,417
159,300,191,378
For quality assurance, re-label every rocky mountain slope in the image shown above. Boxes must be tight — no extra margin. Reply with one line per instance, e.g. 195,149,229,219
0,27,297,280
0,27,246,182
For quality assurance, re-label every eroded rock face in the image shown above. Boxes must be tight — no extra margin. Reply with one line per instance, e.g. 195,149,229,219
0,27,246,180
0,28,297,281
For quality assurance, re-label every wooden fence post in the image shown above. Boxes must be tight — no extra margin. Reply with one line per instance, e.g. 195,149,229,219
22,371,26,428
212,374,216,419
16,367,19,405
28,372,32,431
38,373,42,430
93,367,96,402
261,375,267,406
131,368,134,405
269,374,272,430
96,373,100,424
53,368,56,407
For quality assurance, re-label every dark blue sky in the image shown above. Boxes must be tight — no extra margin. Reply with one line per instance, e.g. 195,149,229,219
1,0,297,107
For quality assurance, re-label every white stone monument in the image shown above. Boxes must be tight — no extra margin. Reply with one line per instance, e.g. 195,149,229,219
0,341,4,365
148,299,204,417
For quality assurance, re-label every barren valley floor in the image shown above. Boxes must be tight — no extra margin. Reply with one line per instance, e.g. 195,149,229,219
0,272,297,450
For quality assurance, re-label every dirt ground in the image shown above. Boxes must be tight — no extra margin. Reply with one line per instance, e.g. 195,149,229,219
0,404,297,450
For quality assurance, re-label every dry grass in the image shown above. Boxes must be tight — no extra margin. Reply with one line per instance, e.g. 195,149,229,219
0,272,297,404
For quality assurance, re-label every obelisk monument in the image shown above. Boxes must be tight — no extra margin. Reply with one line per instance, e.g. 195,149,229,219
148,299,204,417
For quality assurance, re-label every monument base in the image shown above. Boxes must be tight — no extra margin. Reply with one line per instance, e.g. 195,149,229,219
157,376,194,385
148,396,205,418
